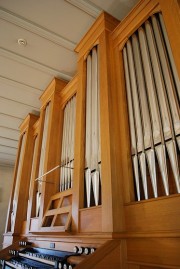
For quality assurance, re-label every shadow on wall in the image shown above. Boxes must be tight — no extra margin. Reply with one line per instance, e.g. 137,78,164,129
0,188,2,202
0,165,14,250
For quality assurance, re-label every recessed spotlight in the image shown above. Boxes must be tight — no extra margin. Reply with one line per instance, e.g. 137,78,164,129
18,38,27,46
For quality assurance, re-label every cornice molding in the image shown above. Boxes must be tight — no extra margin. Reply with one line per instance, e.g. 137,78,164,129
0,7,76,51
0,46,73,81
19,113,39,133
65,0,101,18
40,78,68,107
75,12,119,58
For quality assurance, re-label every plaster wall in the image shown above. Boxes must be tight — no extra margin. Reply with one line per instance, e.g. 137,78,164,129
0,165,14,249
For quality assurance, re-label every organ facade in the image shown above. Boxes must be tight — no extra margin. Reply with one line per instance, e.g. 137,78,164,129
0,0,180,268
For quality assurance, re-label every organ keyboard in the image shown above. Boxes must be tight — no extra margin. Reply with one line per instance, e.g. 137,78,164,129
1,242,96,269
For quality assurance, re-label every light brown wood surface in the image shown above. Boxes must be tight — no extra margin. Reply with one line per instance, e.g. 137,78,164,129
2,0,180,268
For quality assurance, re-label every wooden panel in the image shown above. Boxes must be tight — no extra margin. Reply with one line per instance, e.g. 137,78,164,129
58,75,78,107
21,221,28,235
127,238,180,267
100,30,127,232
125,195,180,232
158,0,180,76
128,265,140,269
91,245,121,269
79,206,102,232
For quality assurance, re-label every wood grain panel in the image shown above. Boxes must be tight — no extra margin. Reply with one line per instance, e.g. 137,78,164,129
79,206,102,232
127,238,180,266
125,195,180,232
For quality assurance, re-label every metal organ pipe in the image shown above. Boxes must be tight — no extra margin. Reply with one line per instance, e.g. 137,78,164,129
123,13,180,201
123,48,141,201
85,46,101,207
60,95,76,192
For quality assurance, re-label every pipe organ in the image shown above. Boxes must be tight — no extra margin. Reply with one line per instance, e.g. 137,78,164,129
1,0,180,268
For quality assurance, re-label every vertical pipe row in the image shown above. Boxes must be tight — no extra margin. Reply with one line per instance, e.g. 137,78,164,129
123,13,180,201
36,103,50,217
60,95,76,191
27,136,37,219
85,46,101,207
11,133,26,231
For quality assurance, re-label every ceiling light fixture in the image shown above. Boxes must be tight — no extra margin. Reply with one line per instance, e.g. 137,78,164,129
18,38,27,46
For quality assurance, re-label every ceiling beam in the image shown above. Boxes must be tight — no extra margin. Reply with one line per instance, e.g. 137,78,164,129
0,46,73,81
0,75,43,93
0,136,18,148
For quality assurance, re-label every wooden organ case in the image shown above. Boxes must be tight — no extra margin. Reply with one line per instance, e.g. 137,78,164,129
1,0,180,268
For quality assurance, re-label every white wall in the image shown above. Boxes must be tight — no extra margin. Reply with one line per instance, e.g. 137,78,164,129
0,165,14,249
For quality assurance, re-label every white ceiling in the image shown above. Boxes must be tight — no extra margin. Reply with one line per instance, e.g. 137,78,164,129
0,0,139,167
